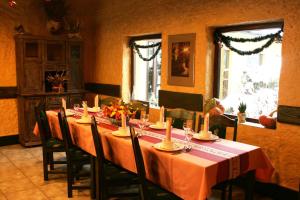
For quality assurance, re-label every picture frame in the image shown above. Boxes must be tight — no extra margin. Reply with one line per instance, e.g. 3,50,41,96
168,33,195,87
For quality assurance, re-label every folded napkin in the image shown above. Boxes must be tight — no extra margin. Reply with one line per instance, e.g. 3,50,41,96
165,118,172,142
203,113,210,133
82,101,88,118
159,106,165,123
121,113,126,128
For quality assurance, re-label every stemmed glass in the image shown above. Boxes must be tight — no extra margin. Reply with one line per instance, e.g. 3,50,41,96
138,112,149,137
183,120,194,151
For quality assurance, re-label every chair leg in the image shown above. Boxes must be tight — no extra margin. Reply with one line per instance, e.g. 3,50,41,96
228,183,233,200
49,153,54,170
42,151,49,181
67,162,73,198
90,156,96,199
221,185,226,200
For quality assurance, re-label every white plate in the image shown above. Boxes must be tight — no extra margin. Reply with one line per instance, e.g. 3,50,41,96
153,142,184,152
75,118,92,124
193,133,219,141
111,130,130,137
66,111,74,116
149,124,166,130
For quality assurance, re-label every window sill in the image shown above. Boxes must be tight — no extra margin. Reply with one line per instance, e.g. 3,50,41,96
238,121,276,130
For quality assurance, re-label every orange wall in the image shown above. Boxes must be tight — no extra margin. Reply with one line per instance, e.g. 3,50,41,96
91,0,300,191
0,0,97,136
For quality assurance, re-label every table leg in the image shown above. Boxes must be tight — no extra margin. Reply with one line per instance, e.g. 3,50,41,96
245,170,255,200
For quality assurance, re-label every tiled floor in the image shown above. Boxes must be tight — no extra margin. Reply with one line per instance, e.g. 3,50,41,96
0,144,90,200
0,144,272,200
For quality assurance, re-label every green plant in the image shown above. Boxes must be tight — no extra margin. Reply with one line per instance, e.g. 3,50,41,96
238,102,247,113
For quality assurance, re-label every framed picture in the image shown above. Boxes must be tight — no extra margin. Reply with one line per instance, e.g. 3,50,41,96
168,33,195,87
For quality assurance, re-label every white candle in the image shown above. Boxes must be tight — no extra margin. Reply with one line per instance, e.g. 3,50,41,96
121,113,126,128
159,106,165,123
165,118,172,142
203,113,209,132
94,94,99,108
62,98,66,111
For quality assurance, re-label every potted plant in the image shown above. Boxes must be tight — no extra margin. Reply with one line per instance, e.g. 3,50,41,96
237,102,247,123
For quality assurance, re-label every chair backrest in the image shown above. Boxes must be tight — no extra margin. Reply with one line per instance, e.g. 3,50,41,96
209,115,238,141
58,108,74,151
129,127,149,200
165,108,196,130
130,100,149,119
100,96,119,107
90,116,105,161
34,106,50,146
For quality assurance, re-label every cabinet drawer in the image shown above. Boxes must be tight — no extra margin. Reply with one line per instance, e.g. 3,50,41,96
46,95,67,110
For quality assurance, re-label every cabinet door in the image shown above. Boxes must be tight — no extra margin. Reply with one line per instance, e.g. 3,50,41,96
22,63,43,93
45,40,66,64
23,40,42,62
23,97,43,146
68,42,83,90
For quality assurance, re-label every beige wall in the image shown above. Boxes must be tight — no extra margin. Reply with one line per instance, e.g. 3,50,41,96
91,0,300,191
0,0,97,136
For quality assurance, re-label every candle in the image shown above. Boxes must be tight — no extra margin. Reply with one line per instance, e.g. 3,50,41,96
203,113,209,132
165,118,172,142
121,113,126,128
62,98,66,111
94,94,99,108
159,106,165,123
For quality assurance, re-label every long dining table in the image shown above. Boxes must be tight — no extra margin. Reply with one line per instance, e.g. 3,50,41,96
34,109,274,200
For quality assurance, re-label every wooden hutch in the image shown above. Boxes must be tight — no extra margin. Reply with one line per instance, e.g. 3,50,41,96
15,34,85,146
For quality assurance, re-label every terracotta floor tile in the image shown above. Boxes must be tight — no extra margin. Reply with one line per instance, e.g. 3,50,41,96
39,183,66,198
0,164,27,183
0,178,36,194
0,153,9,163
4,188,48,200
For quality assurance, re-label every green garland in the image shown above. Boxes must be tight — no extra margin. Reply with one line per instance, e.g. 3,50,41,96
214,29,283,55
132,42,161,61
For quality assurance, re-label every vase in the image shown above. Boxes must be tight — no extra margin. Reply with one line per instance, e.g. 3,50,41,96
52,83,64,93
237,112,246,123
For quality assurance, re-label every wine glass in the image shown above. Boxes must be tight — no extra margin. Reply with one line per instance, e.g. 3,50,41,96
73,103,80,117
138,113,149,137
183,120,194,150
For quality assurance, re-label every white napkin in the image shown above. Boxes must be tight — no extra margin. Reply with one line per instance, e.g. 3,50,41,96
203,113,210,133
82,101,88,118
159,106,165,123
62,98,67,111
94,95,99,109
165,118,172,142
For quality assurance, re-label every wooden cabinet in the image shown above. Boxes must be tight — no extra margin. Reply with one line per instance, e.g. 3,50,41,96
15,35,85,146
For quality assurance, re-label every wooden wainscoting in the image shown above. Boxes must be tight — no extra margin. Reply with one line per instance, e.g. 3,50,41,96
85,83,121,97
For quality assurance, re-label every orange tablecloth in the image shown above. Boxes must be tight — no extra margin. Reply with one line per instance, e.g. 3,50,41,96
34,110,274,200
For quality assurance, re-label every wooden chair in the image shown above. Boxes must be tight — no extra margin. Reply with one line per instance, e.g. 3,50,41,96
165,108,196,130
129,127,182,200
34,106,66,181
90,116,139,199
130,100,149,119
209,114,238,200
57,108,93,198
100,96,119,107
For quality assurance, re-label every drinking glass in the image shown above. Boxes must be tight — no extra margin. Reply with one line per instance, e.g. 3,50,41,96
73,103,80,117
183,120,194,150
138,113,149,136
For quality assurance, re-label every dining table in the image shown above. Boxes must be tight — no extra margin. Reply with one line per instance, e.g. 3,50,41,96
33,109,274,200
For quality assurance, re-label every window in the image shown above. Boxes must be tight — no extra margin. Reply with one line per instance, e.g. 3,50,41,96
214,23,283,120
131,35,162,107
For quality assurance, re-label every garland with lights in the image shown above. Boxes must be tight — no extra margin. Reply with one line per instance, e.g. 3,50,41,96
131,42,161,61
214,29,283,55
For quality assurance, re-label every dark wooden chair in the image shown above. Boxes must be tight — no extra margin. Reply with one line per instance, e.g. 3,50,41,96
57,108,93,198
90,116,139,199
129,126,182,200
34,106,66,181
209,114,238,200
165,108,196,130
100,96,119,107
130,100,149,119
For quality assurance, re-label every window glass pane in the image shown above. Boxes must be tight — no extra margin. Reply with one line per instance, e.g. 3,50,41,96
218,28,282,119
132,39,161,107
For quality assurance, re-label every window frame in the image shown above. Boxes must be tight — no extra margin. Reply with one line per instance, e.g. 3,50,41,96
129,33,162,102
213,21,284,123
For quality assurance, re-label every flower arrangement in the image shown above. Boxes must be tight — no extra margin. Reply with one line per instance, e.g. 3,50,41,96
47,71,68,92
102,100,137,120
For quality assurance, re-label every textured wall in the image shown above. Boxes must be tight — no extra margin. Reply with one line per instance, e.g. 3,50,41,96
91,0,300,191
0,0,97,136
